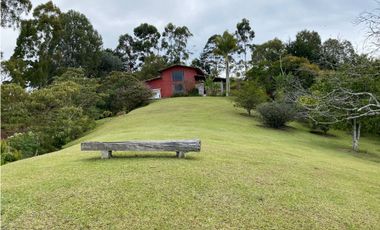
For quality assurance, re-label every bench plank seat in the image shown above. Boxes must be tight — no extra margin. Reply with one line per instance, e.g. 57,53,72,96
81,139,201,159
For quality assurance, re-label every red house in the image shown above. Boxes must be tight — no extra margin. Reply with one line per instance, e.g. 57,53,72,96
145,65,207,98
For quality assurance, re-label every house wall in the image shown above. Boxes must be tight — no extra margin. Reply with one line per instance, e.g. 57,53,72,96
146,66,198,98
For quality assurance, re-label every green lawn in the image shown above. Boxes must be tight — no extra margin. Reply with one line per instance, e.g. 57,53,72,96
1,97,380,229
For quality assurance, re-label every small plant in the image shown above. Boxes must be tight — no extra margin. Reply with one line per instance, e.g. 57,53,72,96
233,81,268,116
310,121,330,135
7,131,40,158
257,102,296,128
1,140,22,165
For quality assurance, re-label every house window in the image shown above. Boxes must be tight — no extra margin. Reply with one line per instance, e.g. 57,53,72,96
172,71,184,81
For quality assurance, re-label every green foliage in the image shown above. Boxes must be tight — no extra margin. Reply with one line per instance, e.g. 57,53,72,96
58,10,103,76
161,23,193,64
287,30,322,63
7,131,40,158
233,81,268,116
9,2,103,87
204,77,220,96
1,0,32,28
98,49,124,77
101,71,152,113
1,140,22,165
115,33,137,71
52,68,105,119
1,83,30,137
133,23,161,64
135,54,168,80
319,38,356,70
257,102,296,128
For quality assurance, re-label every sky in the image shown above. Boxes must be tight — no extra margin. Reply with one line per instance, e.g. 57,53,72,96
0,0,378,61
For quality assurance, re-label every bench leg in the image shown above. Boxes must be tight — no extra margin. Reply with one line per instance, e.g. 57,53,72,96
176,151,186,158
101,150,112,159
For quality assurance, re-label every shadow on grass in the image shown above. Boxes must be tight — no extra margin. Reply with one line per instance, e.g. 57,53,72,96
80,153,200,162
340,148,380,163
255,124,297,132
309,130,337,138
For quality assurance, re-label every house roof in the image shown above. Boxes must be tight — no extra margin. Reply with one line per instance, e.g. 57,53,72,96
145,64,206,82
158,64,205,76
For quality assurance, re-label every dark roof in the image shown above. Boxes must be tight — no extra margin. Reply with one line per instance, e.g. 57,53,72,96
144,76,161,82
158,64,205,76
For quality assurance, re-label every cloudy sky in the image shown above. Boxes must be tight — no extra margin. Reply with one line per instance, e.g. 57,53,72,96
1,0,378,60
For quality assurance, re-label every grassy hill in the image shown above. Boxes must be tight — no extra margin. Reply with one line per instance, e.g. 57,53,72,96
2,97,380,229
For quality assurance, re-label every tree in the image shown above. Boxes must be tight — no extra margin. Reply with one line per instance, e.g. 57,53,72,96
319,38,356,70
115,33,137,72
135,54,168,80
192,34,224,76
100,72,152,113
133,23,161,65
58,10,103,76
233,81,268,116
11,1,62,87
9,2,103,87
98,49,124,77
1,83,30,137
1,0,32,28
287,30,322,63
161,23,193,64
251,38,286,64
214,31,238,96
286,59,380,152
357,2,380,53
235,18,255,75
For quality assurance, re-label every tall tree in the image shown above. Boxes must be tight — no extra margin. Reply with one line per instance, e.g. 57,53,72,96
9,2,103,87
192,34,223,76
1,0,32,28
287,30,322,63
357,2,380,53
58,10,103,76
11,1,62,87
214,31,238,96
161,23,193,64
235,18,255,75
133,23,161,65
115,33,137,72
319,38,356,70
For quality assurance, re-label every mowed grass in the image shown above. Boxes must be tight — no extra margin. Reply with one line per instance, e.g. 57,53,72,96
1,97,380,229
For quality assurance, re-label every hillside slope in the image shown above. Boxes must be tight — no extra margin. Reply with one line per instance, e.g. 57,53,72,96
2,97,380,229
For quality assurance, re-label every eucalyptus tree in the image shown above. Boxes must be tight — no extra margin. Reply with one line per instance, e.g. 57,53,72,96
161,23,193,64
214,31,238,96
1,0,32,28
115,33,138,72
133,23,161,64
235,18,255,74
194,34,224,76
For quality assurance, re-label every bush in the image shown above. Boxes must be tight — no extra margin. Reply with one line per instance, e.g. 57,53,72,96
233,81,268,116
7,132,40,158
310,121,330,135
101,71,152,113
257,102,296,128
1,140,22,165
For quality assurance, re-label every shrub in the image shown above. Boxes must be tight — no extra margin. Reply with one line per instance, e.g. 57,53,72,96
1,140,22,165
257,102,296,128
101,71,152,113
310,121,330,135
233,81,268,116
7,132,40,158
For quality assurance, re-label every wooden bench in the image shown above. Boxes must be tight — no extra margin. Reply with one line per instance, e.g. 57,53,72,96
81,139,201,159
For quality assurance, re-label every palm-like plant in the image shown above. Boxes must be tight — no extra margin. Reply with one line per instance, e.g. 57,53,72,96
214,31,238,96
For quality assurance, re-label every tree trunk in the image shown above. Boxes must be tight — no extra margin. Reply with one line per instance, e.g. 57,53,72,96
226,58,230,96
352,118,361,152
